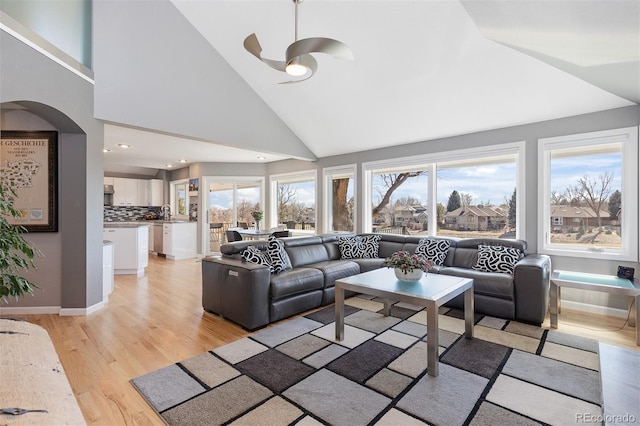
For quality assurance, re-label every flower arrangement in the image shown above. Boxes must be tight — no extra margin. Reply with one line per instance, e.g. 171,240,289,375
382,250,432,272
251,210,264,222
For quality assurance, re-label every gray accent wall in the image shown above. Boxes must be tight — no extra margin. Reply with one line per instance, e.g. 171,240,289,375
1,29,103,310
92,0,316,161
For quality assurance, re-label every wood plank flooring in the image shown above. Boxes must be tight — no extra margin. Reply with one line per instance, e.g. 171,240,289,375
4,255,639,425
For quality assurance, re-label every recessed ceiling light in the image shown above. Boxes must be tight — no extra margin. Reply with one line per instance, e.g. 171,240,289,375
103,148,111,153
177,159,187,163
166,164,173,168
118,143,131,148
257,156,267,160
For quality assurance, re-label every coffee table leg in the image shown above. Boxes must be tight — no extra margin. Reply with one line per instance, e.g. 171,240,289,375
464,286,474,339
426,302,439,377
335,285,345,341
550,281,559,329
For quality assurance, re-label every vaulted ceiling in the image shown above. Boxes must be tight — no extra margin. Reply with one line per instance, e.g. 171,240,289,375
103,0,638,175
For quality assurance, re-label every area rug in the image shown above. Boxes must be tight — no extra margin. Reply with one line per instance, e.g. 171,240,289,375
131,297,603,425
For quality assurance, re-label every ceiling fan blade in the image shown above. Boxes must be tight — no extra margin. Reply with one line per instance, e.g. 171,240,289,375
279,54,318,84
243,33,287,72
286,37,354,63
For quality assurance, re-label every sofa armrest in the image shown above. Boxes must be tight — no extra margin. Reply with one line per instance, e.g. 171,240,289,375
202,257,272,330
513,254,552,325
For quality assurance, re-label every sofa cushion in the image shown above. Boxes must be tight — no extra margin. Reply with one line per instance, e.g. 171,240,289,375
337,235,381,259
269,268,324,301
306,260,361,289
472,244,523,275
352,258,385,273
241,246,274,272
268,235,292,273
415,238,451,266
439,267,515,301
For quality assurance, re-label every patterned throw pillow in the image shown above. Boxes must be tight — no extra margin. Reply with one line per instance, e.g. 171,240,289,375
415,238,451,266
267,235,292,273
337,235,381,259
472,245,523,275
241,246,274,272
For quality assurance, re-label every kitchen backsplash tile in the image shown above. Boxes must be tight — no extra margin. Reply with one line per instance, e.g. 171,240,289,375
104,206,161,222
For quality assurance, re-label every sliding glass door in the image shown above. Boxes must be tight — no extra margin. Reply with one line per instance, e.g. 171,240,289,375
202,177,263,254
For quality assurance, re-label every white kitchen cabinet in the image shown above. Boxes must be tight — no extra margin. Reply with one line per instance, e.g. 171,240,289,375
104,177,114,185
150,179,163,206
103,225,149,275
148,223,155,253
112,177,139,206
162,222,197,260
102,242,114,299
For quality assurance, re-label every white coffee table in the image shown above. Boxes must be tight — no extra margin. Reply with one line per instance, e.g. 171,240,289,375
335,268,474,377
550,270,640,345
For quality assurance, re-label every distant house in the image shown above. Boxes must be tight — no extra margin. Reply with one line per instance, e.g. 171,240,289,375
549,205,611,233
444,206,506,231
393,205,416,226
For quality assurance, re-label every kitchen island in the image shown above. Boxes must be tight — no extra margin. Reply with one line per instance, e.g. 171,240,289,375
103,223,149,276
153,220,197,260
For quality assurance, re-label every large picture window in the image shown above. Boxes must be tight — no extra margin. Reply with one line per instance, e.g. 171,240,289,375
271,171,317,233
363,143,523,239
437,155,517,239
323,165,356,233
538,127,638,260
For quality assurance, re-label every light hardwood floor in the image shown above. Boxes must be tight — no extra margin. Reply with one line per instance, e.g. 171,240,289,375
5,255,639,425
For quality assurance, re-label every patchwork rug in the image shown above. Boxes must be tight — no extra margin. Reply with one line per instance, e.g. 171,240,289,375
131,296,603,425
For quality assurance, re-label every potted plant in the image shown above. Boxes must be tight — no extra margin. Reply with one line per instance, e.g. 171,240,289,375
382,250,432,282
251,210,264,231
0,182,41,303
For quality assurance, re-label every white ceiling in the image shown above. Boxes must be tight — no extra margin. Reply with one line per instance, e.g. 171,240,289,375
104,0,639,175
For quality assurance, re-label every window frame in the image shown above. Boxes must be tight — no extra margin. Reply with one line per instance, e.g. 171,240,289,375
270,170,318,234
323,164,357,234
362,142,525,239
537,126,638,261
169,178,189,220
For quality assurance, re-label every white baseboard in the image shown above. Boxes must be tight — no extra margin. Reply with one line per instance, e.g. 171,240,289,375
0,306,60,315
560,300,630,319
1,302,105,316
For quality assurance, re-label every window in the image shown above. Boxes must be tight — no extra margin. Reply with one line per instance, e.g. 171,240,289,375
271,171,316,233
538,127,638,260
323,165,356,233
170,179,188,219
363,143,523,239
366,162,430,235
437,154,518,239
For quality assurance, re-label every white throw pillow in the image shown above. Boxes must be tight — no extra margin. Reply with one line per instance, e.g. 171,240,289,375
337,235,381,259
472,244,523,275
415,238,451,266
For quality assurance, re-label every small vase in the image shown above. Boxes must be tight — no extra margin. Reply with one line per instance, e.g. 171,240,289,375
394,267,424,282
256,221,260,231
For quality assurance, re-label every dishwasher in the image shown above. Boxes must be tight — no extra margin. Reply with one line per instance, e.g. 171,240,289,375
153,223,164,255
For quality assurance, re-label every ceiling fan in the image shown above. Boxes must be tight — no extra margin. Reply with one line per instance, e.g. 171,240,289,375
243,0,354,83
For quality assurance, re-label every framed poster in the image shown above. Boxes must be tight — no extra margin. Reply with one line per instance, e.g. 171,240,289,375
0,131,58,232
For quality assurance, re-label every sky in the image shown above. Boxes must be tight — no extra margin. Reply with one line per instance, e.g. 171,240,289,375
373,163,517,207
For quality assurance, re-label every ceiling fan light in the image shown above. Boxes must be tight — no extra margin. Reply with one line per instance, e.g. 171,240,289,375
285,58,308,76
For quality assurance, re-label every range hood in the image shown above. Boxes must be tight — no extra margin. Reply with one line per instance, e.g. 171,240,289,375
104,184,114,194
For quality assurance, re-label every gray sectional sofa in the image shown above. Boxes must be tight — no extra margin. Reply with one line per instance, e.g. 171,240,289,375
201,233,551,331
